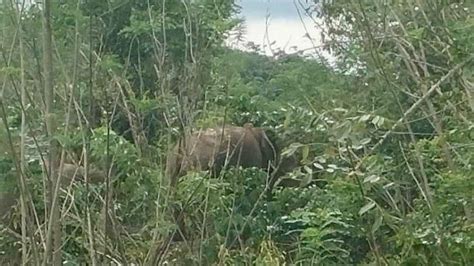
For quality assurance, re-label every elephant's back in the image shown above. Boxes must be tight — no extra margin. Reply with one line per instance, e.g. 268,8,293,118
166,124,277,180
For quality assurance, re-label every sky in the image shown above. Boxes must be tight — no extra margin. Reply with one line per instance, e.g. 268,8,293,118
227,0,328,59
15,0,329,59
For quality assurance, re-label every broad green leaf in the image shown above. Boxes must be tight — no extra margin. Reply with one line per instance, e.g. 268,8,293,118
359,201,376,216
372,213,383,233
363,175,380,183
359,114,371,122
371,116,380,126
302,145,309,162
313,162,324,170
408,27,424,40
281,142,302,157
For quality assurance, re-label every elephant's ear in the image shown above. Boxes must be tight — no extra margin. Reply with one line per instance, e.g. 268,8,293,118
254,128,279,170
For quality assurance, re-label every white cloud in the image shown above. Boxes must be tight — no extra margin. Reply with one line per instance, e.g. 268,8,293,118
228,0,333,61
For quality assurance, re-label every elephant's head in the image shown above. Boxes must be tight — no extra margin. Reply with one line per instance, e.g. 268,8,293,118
42,159,106,185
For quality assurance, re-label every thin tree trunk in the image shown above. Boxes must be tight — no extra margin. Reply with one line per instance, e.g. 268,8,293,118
18,2,30,263
41,0,61,265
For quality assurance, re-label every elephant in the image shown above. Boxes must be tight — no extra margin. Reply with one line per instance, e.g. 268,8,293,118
1,161,106,227
165,123,281,190
42,159,107,186
164,123,299,242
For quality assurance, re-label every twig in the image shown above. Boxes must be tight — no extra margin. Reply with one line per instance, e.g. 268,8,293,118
355,55,473,170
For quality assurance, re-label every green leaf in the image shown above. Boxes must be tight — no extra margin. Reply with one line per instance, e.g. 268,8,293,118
281,142,302,157
313,162,324,170
363,175,380,183
0,66,21,77
335,121,352,142
359,114,371,122
326,168,335,173
283,112,291,129
316,156,327,164
333,107,348,113
372,213,383,234
408,27,424,40
359,201,376,216
377,117,385,127
302,145,309,162
371,116,380,126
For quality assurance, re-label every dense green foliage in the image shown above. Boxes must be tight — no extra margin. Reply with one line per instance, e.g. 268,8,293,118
0,0,473,264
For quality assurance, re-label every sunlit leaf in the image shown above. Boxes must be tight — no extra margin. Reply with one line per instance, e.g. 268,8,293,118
302,145,309,162
360,138,371,145
371,116,380,126
372,213,383,233
359,201,376,216
359,114,371,122
281,142,302,157
313,162,324,170
363,175,380,183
